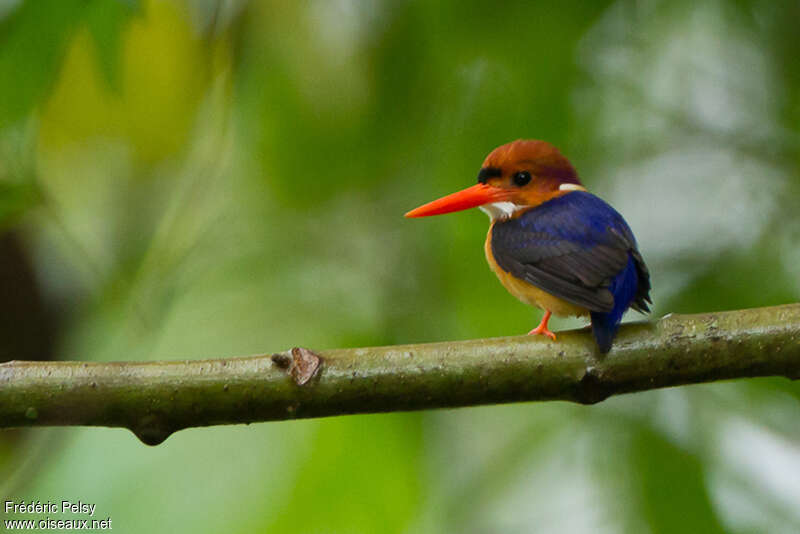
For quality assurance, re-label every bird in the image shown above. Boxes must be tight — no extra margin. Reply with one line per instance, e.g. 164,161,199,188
405,139,651,353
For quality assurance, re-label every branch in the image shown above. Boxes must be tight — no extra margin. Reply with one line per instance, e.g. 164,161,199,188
2,304,799,445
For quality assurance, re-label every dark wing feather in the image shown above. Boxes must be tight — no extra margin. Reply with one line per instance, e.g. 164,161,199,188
491,191,650,314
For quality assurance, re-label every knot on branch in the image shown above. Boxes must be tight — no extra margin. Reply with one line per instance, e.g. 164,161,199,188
272,347,322,386
574,366,612,405
132,415,173,446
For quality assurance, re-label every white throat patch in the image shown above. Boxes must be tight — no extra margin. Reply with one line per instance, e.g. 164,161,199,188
479,202,525,221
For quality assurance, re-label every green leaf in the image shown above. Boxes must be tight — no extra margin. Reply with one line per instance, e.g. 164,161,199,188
0,181,40,230
631,426,727,534
0,0,87,127
85,0,140,91
260,414,424,534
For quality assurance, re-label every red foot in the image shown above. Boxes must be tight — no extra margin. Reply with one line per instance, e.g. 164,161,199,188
528,310,557,341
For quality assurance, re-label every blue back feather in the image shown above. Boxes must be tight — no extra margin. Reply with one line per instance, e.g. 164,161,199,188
542,194,642,352
502,192,649,352
517,192,633,243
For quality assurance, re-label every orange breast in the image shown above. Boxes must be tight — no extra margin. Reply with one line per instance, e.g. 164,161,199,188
484,223,589,318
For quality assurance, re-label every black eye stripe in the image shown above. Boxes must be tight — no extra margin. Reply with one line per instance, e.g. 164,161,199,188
477,167,502,184
513,171,531,186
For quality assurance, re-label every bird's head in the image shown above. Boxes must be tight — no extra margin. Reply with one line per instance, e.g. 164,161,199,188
405,139,585,220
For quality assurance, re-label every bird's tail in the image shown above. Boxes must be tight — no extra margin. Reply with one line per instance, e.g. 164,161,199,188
590,256,639,353
590,311,618,354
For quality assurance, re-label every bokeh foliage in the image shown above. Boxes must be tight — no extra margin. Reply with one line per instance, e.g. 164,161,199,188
1,0,799,532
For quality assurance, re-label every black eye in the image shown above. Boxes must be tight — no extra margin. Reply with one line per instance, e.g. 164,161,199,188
512,171,531,187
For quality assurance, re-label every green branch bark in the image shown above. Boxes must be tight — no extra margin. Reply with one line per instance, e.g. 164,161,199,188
2,304,799,445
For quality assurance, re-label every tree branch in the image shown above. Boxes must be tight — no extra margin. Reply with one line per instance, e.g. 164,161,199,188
2,304,799,445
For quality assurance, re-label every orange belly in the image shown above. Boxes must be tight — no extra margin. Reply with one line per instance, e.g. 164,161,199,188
484,225,588,318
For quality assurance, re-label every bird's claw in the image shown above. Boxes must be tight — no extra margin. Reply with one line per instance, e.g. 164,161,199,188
528,326,557,341
528,310,556,340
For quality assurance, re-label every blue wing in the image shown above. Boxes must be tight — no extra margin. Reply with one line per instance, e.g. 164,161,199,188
491,191,651,352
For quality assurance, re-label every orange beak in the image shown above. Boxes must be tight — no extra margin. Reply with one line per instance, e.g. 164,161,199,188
404,183,512,218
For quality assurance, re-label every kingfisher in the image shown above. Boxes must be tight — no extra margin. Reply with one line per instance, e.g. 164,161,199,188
405,140,651,353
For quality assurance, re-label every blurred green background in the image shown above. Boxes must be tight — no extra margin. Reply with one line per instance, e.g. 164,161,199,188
2,0,799,532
